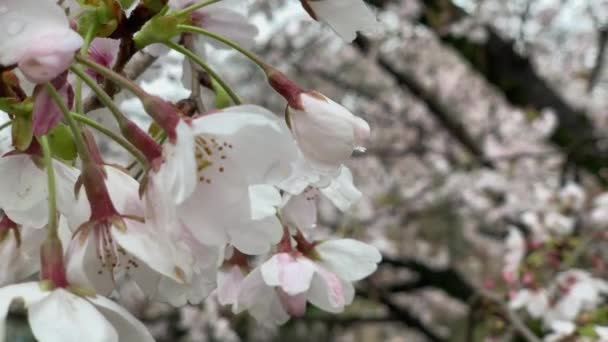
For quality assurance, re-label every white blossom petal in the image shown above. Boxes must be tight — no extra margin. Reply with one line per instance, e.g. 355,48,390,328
235,268,289,325
320,166,362,211
306,0,377,42
29,289,118,342
315,239,381,281
89,295,154,342
249,184,282,220
281,191,317,230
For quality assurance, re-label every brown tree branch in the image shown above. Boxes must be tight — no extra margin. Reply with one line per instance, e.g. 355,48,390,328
588,25,608,93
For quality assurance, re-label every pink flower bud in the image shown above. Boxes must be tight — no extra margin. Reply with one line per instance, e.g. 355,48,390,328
142,95,182,143
287,91,371,172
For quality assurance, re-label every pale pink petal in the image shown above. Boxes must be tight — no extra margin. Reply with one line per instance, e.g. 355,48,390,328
87,38,120,82
65,233,115,295
277,290,307,317
306,266,347,313
315,239,381,282
235,268,290,325
0,0,71,66
261,254,315,295
217,265,245,306
18,29,83,83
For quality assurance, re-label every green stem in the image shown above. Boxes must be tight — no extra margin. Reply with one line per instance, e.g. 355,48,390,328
45,83,90,164
177,25,270,71
75,55,147,98
39,135,58,237
164,40,242,105
175,0,222,17
70,65,149,167
71,113,148,167
75,23,99,113
70,66,129,129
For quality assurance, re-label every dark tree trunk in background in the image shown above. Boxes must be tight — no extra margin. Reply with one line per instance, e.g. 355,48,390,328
417,0,608,178
366,0,608,179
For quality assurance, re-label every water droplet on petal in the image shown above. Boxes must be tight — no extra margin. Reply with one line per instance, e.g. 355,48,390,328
8,21,24,35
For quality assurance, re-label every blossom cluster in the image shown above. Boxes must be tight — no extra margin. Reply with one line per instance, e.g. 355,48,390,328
0,0,381,340
502,183,608,341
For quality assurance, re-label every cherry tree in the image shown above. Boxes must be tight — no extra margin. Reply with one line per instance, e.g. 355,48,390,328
0,0,607,341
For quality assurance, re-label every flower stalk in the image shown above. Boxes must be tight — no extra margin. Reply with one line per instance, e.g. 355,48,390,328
44,83,91,164
174,0,223,17
70,65,158,165
39,134,69,288
75,23,99,114
39,135,58,237
71,112,150,167
176,25,302,106
164,40,242,105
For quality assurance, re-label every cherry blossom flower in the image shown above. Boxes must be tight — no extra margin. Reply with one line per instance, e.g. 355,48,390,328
236,237,380,323
502,228,525,284
300,0,377,41
509,288,549,319
558,183,586,212
66,166,193,295
0,0,83,83
0,282,154,342
544,320,576,342
176,106,297,254
591,192,608,226
543,270,608,326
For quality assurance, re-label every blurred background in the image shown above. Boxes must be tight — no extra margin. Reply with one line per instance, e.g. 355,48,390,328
6,0,608,341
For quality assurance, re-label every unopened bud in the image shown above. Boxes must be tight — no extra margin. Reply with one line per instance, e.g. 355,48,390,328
141,95,180,143
121,119,163,164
